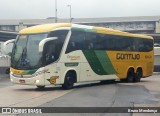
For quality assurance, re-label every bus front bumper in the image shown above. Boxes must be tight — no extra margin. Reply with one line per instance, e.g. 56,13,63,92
10,72,45,86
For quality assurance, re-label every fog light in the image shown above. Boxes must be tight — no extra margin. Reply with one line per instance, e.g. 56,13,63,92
35,80,40,83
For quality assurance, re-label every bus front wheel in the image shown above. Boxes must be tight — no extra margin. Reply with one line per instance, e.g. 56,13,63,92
126,68,135,83
62,72,76,90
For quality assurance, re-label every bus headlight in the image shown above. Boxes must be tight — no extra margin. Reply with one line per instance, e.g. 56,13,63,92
35,80,40,83
10,78,13,82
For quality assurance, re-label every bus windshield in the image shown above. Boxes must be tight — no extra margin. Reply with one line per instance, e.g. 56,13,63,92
11,33,48,70
11,30,69,70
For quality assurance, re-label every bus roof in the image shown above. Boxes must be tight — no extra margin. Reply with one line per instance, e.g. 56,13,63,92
19,23,152,39
19,23,71,34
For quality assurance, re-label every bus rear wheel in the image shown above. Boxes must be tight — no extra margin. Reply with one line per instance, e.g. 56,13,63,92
126,68,135,83
62,72,75,90
135,68,142,82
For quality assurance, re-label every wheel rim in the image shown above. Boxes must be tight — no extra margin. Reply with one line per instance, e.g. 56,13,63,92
127,70,134,82
67,76,73,86
64,75,74,89
136,69,142,82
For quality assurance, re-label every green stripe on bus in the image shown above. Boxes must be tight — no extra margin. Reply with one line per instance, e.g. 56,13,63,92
23,69,38,75
71,27,96,33
82,50,116,75
82,50,106,75
94,51,116,75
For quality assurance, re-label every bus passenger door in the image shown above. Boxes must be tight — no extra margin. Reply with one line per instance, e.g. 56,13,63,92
43,40,61,85
44,63,61,85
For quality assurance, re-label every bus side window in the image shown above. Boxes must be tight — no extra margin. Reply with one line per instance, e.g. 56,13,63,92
85,33,93,50
127,41,135,51
66,30,85,53
136,38,153,52
107,39,115,50
67,42,76,52
88,43,94,50
138,39,146,52
144,39,153,51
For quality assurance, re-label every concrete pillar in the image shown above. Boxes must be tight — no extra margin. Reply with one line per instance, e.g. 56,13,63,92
155,20,160,33
18,22,24,31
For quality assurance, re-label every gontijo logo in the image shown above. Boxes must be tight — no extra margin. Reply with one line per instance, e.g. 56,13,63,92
67,55,80,60
116,53,140,60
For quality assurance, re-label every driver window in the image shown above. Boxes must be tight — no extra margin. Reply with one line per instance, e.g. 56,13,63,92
44,40,57,65
43,30,69,65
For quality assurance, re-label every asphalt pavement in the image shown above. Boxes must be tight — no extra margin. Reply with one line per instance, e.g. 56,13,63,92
0,73,13,88
0,73,160,116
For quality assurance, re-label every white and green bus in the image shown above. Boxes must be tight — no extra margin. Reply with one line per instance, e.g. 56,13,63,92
9,23,154,89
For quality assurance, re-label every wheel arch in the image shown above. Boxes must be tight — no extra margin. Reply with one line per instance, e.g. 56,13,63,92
126,67,135,77
136,67,143,77
62,68,77,84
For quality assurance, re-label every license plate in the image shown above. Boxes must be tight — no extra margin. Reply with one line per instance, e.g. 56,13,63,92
19,79,25,83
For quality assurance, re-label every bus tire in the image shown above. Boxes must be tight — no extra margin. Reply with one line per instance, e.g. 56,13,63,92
62,71,76,90
126,68,135,83
120,79,126,82
135,68,142,82
36,86,45,90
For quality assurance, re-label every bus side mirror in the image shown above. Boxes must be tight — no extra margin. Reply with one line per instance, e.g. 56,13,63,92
3,39,15,55
39,37,57,52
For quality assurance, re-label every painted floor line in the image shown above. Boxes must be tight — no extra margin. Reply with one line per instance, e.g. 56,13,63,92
0,85,73,107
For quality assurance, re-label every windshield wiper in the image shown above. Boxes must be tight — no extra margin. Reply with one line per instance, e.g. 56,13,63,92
16,47,27,67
